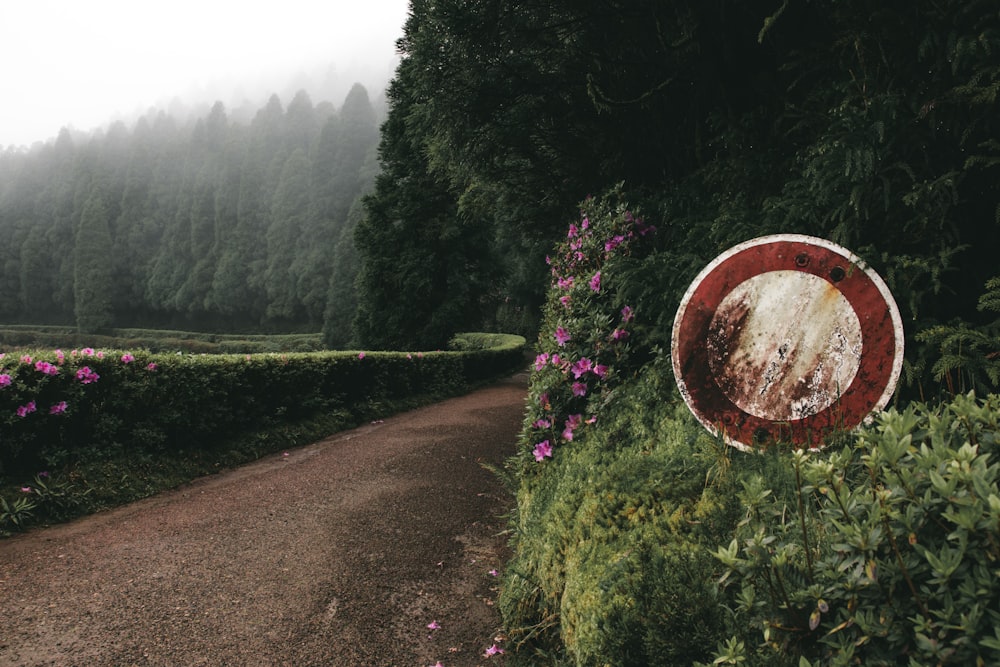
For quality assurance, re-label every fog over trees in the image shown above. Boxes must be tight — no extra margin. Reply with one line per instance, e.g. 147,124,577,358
0,84,381,343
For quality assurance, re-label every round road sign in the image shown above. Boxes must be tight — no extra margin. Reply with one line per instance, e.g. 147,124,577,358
671,234,904,450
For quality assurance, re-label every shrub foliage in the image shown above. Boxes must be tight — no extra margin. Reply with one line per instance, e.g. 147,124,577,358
0,333,525,534
500,192,1000,666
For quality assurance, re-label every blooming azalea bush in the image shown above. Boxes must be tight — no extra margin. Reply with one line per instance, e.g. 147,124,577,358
518,191,655,468
500,191,737,664
0,333,525,533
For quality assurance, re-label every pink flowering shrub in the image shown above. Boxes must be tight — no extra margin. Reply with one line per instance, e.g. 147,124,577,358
1,334,526,532
520,191,655,465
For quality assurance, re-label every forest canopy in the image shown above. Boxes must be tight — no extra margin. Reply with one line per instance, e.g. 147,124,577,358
0,84,381,342
355,0,1000,387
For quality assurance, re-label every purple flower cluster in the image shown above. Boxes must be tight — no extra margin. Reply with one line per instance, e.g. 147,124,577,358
34,360,60,376
75,366,100,384
528,198,654,463
1,347,150,420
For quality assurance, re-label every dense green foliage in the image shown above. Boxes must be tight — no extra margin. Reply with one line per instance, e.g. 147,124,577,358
359,0,999,391
0,333,526,534
713,393,1000,666
499,188,1000,666
0,85,380,336
0,325,324,354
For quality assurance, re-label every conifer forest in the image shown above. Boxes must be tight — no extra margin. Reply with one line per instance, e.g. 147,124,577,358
0,84,380,344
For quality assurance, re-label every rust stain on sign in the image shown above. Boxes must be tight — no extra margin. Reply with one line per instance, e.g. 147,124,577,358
707,270,862,421
672,234,904,451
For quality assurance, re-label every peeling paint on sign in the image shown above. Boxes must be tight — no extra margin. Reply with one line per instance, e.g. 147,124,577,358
671,234,904,451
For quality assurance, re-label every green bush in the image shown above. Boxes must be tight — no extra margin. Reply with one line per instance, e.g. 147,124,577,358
0,326,326,354
499,190,753,664
0,334,525,533
498,188,1000,666
709,392,1000,667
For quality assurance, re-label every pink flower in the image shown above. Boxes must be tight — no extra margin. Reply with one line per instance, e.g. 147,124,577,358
81,347,95,356
611,328,630,342
34,361,59,375
533,440,553,461
605,235,626,253
121,353,135,363
54,349,65,363
484,643,505,656
562,414,583,441
581,216,590,230
488,569,499,577
20,486,32,493
49,401,68,415
554,326,571,346
559,295,571,308
572,382,588,397
532,418,551,429
16,401,36,417
20,354,32,364
0,374,11,387
146,362,158,371
358,352,366,360
427,621,441,630
570,358,592,379
557,276,574,290
567,223,579,238
621,305,635,322
533,353,550,371
76,366,100,384
588,271,601,292
96,351,104,359
592,364,609,379
538,392,551,410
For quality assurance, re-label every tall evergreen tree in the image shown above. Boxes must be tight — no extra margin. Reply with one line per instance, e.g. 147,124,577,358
265,148,313,322
355,53,499,350
73,192,114,332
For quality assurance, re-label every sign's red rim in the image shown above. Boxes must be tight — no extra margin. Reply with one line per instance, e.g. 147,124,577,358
671,234,904,450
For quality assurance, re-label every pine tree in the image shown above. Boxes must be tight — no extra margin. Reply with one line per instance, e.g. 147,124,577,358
73,192,115,332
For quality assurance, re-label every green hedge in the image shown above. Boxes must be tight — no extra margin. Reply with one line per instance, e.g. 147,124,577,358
0,333,525,531
0,325,325,354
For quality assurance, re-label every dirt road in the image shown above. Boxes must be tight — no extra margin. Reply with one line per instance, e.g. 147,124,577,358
0,372,528,667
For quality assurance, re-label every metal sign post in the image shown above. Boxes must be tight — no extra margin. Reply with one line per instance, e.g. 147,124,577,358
671,234,904,450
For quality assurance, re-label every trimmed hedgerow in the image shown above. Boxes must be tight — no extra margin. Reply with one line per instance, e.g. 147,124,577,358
0,333,525,533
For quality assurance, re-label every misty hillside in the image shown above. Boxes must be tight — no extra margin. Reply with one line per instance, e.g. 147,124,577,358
0,84,381,342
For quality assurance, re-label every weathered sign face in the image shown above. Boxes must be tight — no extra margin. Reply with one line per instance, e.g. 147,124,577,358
671,234,904,450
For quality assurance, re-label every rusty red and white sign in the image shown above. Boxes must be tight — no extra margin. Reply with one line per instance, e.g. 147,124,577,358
671,234,904,450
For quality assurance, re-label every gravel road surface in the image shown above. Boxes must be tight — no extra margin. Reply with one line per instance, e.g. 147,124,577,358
0,372,528,667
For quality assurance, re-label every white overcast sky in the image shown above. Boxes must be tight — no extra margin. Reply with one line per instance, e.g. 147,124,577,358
0,0,411,149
